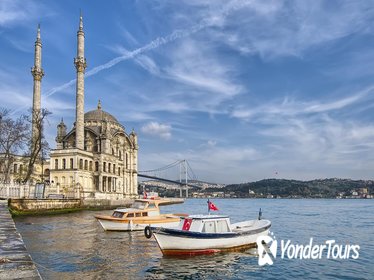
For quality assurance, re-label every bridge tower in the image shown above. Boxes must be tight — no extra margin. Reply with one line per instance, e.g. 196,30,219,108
179,160,188,198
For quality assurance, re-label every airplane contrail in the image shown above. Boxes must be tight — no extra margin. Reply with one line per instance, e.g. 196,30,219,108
44,0,249,97
14,0,249,113
40,23,205,102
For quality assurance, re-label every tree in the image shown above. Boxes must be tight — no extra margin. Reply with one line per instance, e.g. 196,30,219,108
0,108,29,183
23,108,51,183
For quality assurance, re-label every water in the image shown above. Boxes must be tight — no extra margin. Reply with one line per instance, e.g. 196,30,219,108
14,199,374,279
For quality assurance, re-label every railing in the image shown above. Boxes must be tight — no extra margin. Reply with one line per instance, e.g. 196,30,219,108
0,183,81,199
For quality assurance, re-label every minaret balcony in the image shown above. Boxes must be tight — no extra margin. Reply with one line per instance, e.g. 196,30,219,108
31,66,44,80
74,57,87,72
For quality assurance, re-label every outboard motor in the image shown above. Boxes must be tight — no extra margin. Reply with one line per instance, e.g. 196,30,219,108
258,208,262,220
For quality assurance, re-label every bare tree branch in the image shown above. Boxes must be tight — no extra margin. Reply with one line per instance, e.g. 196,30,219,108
0,108,29,183
23,108,51,183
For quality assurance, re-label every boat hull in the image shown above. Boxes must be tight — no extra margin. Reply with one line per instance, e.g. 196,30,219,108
151,220,271,256
96,217,180,231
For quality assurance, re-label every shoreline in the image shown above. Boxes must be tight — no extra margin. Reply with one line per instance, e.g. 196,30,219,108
0,200,41,279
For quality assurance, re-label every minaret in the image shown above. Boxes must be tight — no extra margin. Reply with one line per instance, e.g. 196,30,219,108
31,24,44,148
74,14,87,150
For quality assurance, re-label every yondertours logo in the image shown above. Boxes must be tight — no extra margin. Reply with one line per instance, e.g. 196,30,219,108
256,233,360,266
257,235,278,266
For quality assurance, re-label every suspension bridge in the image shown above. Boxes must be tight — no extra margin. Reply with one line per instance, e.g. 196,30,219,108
138,160,197,197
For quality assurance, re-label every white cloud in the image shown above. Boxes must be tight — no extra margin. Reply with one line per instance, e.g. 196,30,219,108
141,121,172,140
165,39,242,96
108,37,243,118
231,86,373,122
156,39,243,116
180,0,374,59
0,0,48,27
120,27,139,46
0,0,27,26
304,87,373,113
0,77,31,111
198,140,217,149
207,140,216,147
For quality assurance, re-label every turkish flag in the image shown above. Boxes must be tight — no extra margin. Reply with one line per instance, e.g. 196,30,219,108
143,191,147,199
182,218,192,231
208,201,219,211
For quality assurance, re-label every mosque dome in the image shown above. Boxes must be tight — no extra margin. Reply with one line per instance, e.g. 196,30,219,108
84,100,120,124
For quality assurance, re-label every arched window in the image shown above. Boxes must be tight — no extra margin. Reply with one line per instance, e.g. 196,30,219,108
103,176,107,192
84,160,88,170
13,164,17,173
95,161,99,172
55,159,59,170
89,161,93,171
108,177,112,192
62,159,66,169
119,151,122,160
118,167,120,176
70,158,74,169
126,153,129,169
113,164,116,174
108,163,111,173
103,162,106,172
79,159,83,169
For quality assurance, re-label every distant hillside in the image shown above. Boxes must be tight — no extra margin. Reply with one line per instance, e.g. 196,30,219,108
141,178,374,198
207,178,374,198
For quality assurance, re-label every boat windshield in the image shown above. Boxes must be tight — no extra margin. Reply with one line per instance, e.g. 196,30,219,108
112,211,124,218
131,201,147,209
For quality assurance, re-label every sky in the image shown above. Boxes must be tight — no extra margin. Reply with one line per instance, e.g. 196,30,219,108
1,0,374,184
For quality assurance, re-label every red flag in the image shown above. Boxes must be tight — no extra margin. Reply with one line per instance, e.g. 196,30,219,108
182,218,192,231
208,201,219,211
143,191,147,199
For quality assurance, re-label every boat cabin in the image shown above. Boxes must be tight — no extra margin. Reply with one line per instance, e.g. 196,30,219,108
111,199,162,219
178,215,232,233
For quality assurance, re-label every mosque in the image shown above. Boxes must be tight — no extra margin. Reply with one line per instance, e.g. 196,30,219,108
29,16,138,199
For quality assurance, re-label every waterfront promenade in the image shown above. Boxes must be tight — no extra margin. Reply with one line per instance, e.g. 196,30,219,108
0,200,41,279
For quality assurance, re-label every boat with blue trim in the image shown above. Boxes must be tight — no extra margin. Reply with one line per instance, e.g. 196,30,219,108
144,214,271,256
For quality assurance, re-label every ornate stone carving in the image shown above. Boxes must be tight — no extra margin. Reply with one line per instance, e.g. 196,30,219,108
74,57,87,73
31,66,44,81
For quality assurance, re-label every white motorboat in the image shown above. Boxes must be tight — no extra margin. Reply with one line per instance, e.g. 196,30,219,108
95,198,186,231
145,214,271,256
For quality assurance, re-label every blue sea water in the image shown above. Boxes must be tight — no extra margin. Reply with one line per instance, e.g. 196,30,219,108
14,199,374,279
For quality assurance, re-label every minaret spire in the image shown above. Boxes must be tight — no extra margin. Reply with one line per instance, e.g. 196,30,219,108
79,10,83,30
37,24,41,40
74,13,87,150
31,23,44,151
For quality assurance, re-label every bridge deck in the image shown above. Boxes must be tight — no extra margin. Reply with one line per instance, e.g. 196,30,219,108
138,174,199,188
